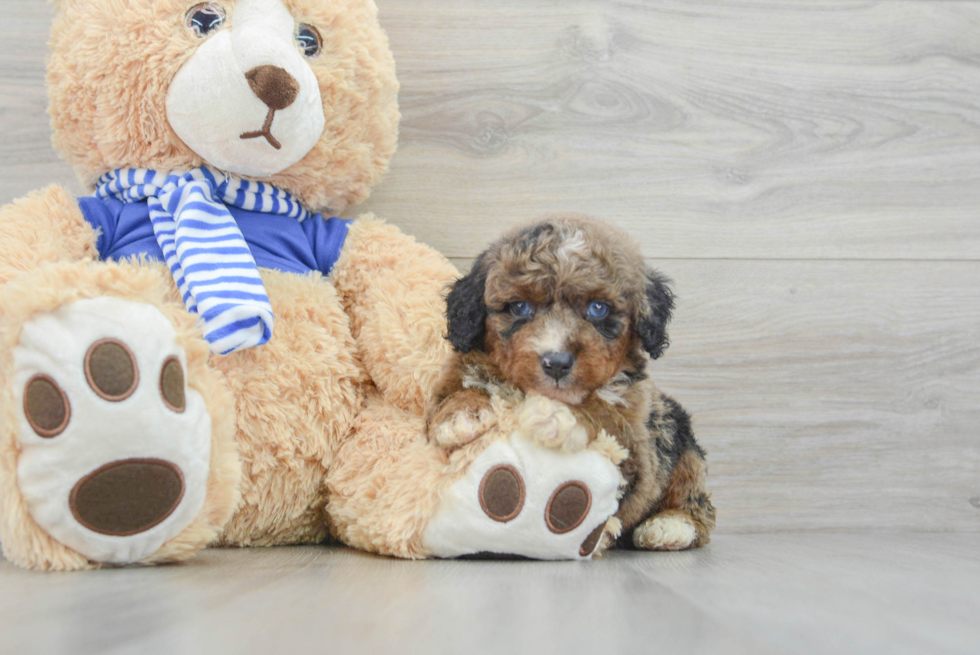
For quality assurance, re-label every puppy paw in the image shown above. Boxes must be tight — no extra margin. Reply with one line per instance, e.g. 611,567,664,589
517,394,588,453
633,513,698,551
429,405,496,449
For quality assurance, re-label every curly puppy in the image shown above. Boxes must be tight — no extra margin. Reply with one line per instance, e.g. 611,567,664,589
426,214,716,551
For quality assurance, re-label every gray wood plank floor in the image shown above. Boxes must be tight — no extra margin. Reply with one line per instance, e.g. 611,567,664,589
1,534,977,655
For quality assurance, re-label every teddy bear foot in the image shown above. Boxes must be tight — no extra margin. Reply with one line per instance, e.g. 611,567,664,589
8,297,215,565
422,434,623,560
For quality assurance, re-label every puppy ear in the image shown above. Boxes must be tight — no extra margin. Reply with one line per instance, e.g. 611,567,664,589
636,270,674,360
445,254,489,353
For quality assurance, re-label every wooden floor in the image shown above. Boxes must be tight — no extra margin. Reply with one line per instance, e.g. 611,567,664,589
0,1,978,653
0,534,977,655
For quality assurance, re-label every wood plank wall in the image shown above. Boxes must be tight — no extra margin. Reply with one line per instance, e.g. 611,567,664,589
0,1,977,533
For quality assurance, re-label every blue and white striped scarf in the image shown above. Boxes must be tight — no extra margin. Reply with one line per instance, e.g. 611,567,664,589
95,167,313,355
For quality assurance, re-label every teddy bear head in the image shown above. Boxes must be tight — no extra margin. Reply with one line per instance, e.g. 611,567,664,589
47,0,399,212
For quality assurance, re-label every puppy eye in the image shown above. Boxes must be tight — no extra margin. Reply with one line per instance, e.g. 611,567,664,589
296,24,323,58
185,3,226,37
587,301,610,319
509,301,533,318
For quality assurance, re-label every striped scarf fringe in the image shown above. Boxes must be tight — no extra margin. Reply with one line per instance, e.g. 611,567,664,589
96,167,313,355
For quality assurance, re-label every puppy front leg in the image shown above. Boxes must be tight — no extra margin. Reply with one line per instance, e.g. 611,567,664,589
514,393,630,453
566,395,631,443
427,388,496,449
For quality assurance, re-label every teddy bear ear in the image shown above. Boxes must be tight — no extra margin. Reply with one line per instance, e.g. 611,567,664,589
445,253,490,353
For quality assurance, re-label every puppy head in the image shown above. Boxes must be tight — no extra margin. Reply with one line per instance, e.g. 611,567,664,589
446,214,674,404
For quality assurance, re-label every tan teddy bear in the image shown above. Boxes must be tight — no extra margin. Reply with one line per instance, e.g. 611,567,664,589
0,0,625,571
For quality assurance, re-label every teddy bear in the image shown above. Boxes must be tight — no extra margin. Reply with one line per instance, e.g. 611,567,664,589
0,0,626,571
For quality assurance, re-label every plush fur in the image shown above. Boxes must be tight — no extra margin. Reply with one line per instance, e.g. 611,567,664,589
0,0,459,570
0,0,633,570
48,0,398,212
429,214,716,550
0,260,240,570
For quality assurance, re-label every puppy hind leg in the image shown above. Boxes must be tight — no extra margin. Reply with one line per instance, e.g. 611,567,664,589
330,215,460,414
634,450,716,551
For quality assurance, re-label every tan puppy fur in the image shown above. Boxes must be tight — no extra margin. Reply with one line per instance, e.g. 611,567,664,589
428,215,716,551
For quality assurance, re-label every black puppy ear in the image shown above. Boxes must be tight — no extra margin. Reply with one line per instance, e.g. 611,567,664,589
636,270,674,360
445,254,489,353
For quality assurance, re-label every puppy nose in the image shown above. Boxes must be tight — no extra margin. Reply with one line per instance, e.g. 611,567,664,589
540,351,575,381
245,65,299,111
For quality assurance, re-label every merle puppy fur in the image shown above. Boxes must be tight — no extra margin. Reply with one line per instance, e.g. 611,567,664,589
426,214,715,551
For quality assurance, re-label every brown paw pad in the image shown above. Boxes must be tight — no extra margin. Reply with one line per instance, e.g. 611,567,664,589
69,458,185,536
85,339,139,401
160,356,186,413
579,523,606,557
479,465,526,523
545,481,592,534
24,374,71,438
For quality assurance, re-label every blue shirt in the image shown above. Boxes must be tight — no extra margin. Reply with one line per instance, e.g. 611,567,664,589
78,196,349,276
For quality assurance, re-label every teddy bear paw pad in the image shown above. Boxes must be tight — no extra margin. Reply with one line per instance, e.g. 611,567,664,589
423,435,622,560
12,298,212,563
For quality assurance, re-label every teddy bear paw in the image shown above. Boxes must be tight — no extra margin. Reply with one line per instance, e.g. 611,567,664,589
516,394,589,453
9,298,213,564
423,433,622,560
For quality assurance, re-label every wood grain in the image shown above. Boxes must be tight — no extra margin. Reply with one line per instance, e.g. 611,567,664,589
357,0,980,260
1,535,978,655
3,1,980,260
0,1,83,203
0,2,978,534
449,257,980,534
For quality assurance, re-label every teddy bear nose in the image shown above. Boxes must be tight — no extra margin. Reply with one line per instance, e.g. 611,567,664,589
540,351,575,381
245,65,300,111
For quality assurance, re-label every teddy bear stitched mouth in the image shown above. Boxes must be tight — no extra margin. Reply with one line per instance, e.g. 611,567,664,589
240,65,300,150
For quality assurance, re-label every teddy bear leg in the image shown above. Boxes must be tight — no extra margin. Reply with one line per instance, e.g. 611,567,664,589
0,186,99,285
330,214,459,414
326,395,448,558
0,261,240,570
210,269,365,548
329,395,626,561
421,398,627,561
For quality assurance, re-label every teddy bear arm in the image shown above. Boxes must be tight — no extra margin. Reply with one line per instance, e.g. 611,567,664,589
0,186,99,285
331,214,460,415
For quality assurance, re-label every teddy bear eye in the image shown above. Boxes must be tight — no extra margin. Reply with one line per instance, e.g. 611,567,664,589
296,24,323,58
185,3,226,38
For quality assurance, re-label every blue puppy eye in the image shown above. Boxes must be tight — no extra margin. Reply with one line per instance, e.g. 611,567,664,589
587,301,610,319
510,301,533,318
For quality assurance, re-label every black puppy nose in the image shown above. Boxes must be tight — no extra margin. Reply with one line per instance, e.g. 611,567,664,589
541,351,574,381
245,65,299,110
